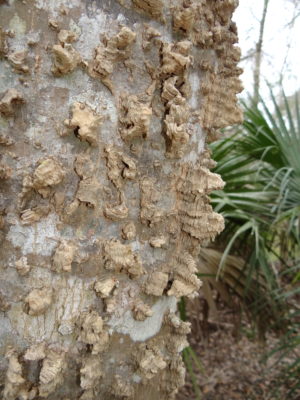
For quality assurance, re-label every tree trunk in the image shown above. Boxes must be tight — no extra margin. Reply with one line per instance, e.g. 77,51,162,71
0,1,242,399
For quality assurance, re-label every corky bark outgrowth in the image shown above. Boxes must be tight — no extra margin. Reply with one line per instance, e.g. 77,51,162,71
0,1,242,399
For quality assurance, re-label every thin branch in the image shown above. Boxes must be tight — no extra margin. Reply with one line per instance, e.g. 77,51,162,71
253,0,270,105
280,5,298,85
240,49,256,62
285,10,300,27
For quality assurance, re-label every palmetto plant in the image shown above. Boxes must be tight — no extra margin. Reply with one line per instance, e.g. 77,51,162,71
203,90,300,395
208,90,300,323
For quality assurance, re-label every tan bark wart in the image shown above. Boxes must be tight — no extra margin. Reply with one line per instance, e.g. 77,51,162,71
0,88,25,117
63,102,103,146
24,287,53,316
88,26,136,92
52,29,81,76
0,0,242,399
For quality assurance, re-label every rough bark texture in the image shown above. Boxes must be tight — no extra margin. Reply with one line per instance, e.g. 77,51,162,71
0,1,242,399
